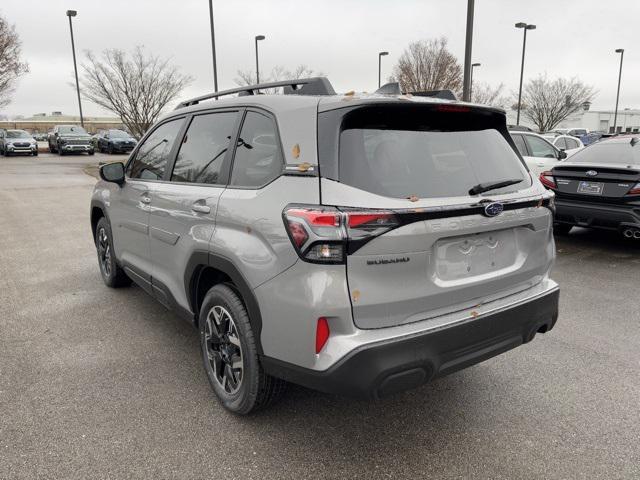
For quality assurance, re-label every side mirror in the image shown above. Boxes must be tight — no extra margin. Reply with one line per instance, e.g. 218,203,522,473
558,150,567,160
99,162,125,184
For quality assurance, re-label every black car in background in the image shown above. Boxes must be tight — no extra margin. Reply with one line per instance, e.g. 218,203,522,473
95,129,137,154
540,136,640,238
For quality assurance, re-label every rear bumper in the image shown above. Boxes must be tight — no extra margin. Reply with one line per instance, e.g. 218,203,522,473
555,198,640,230
262,287,559,399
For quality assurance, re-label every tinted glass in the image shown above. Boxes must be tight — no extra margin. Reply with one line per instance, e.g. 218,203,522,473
569,141,640,165
6,130,31,138
511,134,528,156
230,112,283,187
58,126,87,135
525,135,556,158
338,128,528,199
171,112,237,184
128,118,183,180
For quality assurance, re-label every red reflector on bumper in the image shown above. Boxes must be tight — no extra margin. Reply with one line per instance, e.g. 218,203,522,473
315,317,330,354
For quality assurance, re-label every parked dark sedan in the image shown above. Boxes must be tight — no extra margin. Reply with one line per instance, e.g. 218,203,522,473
96,129,137,154
539,136,640,238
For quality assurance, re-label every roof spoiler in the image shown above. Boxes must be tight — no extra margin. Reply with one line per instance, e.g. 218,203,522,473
175,77,336,109
375,82,457,101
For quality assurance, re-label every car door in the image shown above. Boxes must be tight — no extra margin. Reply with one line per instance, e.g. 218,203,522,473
523,134,561,176
147,110,240,312
108,117,185,293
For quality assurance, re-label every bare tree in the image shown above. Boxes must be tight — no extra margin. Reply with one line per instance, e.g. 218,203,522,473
0,15,29,109
519,75,596,132
392,38,462,94
80,47,192,138
234,64,324,93
471,82,508,109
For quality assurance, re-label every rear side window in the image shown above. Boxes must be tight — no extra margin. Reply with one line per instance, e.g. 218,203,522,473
322,105,529,199
512,134,528,156
171,112,237,184
555,137,567,150
230,111,283,188
566,138,579,149
128,118,183,180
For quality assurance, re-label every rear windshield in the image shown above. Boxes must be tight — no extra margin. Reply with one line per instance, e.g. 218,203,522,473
569,141,640,165
320,105,529,199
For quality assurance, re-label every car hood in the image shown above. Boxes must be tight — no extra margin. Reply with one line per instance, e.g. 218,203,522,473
59,134,92,140
8,136,35,141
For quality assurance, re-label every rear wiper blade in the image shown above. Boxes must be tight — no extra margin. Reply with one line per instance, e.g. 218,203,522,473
468,178,523,196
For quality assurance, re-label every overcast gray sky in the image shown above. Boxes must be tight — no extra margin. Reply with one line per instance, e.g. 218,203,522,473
2,0,638,117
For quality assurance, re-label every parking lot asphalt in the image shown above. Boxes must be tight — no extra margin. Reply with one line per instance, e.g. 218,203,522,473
1,153,639,480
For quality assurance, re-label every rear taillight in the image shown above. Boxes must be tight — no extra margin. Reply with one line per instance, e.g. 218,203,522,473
629,183,640,195
283,206,398,263
539,171,557,189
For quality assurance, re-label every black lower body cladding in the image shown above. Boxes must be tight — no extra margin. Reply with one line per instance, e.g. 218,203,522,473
262,288,559,399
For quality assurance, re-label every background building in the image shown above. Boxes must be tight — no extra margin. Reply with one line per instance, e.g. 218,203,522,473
0,112,125,134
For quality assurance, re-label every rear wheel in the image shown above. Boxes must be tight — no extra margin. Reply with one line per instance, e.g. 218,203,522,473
554,223,573,235
108,144,114,155
199,284,286,414
95,217,131,288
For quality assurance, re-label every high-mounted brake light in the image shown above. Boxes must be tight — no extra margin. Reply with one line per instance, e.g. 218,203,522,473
629,183,640,195
283,206,399,263
436,104,471,113
539,171,557,189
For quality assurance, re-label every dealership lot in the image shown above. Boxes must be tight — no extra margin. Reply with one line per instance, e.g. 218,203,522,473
1,154,639,479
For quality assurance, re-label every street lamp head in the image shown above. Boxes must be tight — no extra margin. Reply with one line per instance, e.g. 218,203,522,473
616,48,624,53
379,51,389,57
255,35,265,41
472,62,481,67
515,22,527,28
66,10,77,17
526,24,537,30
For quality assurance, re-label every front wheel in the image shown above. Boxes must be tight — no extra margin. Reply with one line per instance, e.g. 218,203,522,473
199,284,286,414
95,217,131,288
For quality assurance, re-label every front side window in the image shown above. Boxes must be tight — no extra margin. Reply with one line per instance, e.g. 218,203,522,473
230,111,283,187
554,137,567,150
565,138,579,149
525,135,557,158
171,112,237,184
128,118,183,180
512,134,528,156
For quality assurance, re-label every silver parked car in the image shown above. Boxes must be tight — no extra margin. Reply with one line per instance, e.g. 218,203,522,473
0,129,38,156
90,78,559,414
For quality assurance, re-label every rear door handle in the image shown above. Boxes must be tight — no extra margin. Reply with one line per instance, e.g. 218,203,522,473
191,203,211,214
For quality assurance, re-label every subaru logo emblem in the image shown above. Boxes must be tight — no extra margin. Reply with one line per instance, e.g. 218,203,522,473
483,202,504,217
586,170,598,176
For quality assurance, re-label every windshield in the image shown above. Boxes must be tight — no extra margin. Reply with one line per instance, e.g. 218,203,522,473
108,130,129,138
323,105,530,199
58,126,87,135
569,140,640,165
6,130,31,139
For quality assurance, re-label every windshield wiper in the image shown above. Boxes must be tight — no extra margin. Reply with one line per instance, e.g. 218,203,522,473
468,178,523,196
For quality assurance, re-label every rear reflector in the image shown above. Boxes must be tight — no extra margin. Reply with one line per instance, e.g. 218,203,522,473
315,317,330,354
539,171,556,189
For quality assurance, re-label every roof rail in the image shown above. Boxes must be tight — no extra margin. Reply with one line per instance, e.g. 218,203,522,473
175,77,336,109
375,82,457,101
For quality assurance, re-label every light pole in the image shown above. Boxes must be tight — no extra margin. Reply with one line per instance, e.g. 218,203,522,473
66,10,84,128
208,0,218,92
470,62,481,102
378,51,388,88
462,0,475,101
613,48,625,133
255,35,265,84
515,22,536,125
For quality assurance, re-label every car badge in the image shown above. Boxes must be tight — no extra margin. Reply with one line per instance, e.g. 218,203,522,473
483,202,504,217
586,170,598,176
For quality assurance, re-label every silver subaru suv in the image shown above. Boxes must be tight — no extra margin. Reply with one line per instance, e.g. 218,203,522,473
91,78,559,414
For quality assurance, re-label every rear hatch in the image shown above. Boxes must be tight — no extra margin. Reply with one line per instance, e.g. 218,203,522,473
316,102,555,329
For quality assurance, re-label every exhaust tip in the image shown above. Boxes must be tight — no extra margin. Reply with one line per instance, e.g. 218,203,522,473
623,228,634,238
634,230,640,239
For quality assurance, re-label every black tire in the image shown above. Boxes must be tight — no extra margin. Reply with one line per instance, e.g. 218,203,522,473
88,150,95,156
108,144,114,155
554,223,573,235
32,150,38,156
95,217,131,288
49,143,56,153
199,284,286,414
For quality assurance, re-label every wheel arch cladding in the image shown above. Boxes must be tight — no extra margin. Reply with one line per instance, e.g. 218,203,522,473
90,200,107,241
186,252,264,355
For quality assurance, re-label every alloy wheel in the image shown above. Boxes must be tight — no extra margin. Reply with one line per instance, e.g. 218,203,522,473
204,305,244,394
97,227,112,277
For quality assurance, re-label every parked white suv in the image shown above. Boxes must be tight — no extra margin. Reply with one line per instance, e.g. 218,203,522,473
510,131,568,176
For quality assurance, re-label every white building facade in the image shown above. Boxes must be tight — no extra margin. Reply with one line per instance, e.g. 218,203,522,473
507,106,640,133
